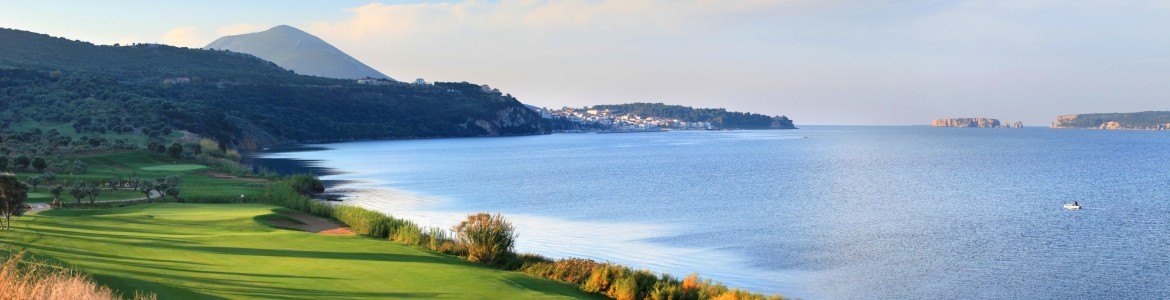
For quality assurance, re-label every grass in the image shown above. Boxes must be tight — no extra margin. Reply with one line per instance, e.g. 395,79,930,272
1,204,596,299
11,152,267,202
26,191,144,204
139,164,208,171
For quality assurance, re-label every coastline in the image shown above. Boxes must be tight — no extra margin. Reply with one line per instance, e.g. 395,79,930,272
245,145,797,297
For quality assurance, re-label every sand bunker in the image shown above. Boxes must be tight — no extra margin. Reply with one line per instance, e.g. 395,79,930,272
268,212,354,235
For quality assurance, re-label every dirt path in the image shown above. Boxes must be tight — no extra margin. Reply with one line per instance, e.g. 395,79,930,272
268,212,354,235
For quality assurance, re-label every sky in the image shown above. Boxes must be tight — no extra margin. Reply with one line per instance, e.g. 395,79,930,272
2,0,1169,125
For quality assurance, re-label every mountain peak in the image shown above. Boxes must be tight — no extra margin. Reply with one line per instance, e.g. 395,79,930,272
265,25,307,35
205,25,393,80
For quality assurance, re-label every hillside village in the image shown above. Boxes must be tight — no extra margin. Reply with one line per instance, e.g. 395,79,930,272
538,107,715,131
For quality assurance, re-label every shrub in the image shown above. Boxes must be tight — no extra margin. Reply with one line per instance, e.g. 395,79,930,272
453,213,516,263
288,174,324,194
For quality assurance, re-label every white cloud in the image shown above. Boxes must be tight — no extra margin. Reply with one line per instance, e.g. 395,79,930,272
161,26,208,48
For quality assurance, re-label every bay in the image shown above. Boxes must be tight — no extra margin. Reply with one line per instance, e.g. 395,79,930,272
254,126,1170,299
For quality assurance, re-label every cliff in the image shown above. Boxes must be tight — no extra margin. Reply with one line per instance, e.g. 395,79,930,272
1050,112,1170,130
931,118,1023,128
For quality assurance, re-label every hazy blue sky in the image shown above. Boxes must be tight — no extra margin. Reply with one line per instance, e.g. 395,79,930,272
3,0,1169,125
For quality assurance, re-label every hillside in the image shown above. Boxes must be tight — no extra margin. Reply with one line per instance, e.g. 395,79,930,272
205,25,393,80
0,27,546,149
1050,111,1170,130
587,103,795,129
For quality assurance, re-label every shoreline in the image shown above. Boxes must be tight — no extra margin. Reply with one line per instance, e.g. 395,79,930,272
245,146,794,297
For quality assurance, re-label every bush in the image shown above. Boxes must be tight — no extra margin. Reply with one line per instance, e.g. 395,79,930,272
288,174,324,194
453,213,516,263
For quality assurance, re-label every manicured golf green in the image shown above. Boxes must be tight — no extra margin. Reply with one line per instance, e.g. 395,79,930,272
140,164,208,171
1,204,593,299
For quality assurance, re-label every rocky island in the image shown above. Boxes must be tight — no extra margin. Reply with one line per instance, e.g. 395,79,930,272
1050,112,1170,130
932,118,1023,128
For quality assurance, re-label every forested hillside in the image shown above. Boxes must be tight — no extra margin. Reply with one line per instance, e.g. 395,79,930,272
591,103,795,129
0,28,547,150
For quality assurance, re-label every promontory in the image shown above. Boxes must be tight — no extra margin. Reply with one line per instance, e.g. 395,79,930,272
1050,111,1170,130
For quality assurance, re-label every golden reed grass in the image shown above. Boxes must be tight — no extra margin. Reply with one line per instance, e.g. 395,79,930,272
0,251,154,300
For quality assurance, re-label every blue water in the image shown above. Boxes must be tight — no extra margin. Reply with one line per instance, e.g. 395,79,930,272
258,126,1170,299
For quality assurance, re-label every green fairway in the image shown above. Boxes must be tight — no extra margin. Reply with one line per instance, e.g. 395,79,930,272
26,192,51,202
25,190,146,204
1,204,593,299
140,164,208,171
12,152,267,201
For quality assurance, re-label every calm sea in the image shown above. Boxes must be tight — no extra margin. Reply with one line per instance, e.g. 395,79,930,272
254,126,1170,299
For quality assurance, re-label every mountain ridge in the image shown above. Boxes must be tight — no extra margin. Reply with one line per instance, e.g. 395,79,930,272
0,27,545,149
205,25,393,80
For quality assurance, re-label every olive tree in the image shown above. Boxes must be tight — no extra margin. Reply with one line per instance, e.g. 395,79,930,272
0,173,29,230
136,179,155,202
26,175,42,192
48,184,64,208
68,182,87,206
31,157,47,172
84,182,101,205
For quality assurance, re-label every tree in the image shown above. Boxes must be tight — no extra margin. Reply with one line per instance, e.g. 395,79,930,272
136,179,155,202
453,213,517,263
13,156,30,170
165,187,181,202
26,175,42,192
84,182,101,205
168,143,183,159
41,172,57,185
0,173,29,230
153,179,169,203
48,184,64,208
0,157,8,171
156,176,183,202
69,182,87,206
72,160,88,174
31,157,47,172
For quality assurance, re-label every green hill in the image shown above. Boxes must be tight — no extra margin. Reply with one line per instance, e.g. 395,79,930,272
1050,111,1170,130
0,27,546,149
590,103,795,129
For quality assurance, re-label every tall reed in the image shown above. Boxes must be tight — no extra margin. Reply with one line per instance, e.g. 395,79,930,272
0,251,156,300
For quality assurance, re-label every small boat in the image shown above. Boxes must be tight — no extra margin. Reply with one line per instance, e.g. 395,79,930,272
1063,202,1081,210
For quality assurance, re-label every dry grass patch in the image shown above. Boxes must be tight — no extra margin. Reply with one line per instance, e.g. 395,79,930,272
0,251,155,300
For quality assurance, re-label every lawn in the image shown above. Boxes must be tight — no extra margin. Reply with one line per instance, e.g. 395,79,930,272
12,151,268,202
0,204,594,299
24,190,144,204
